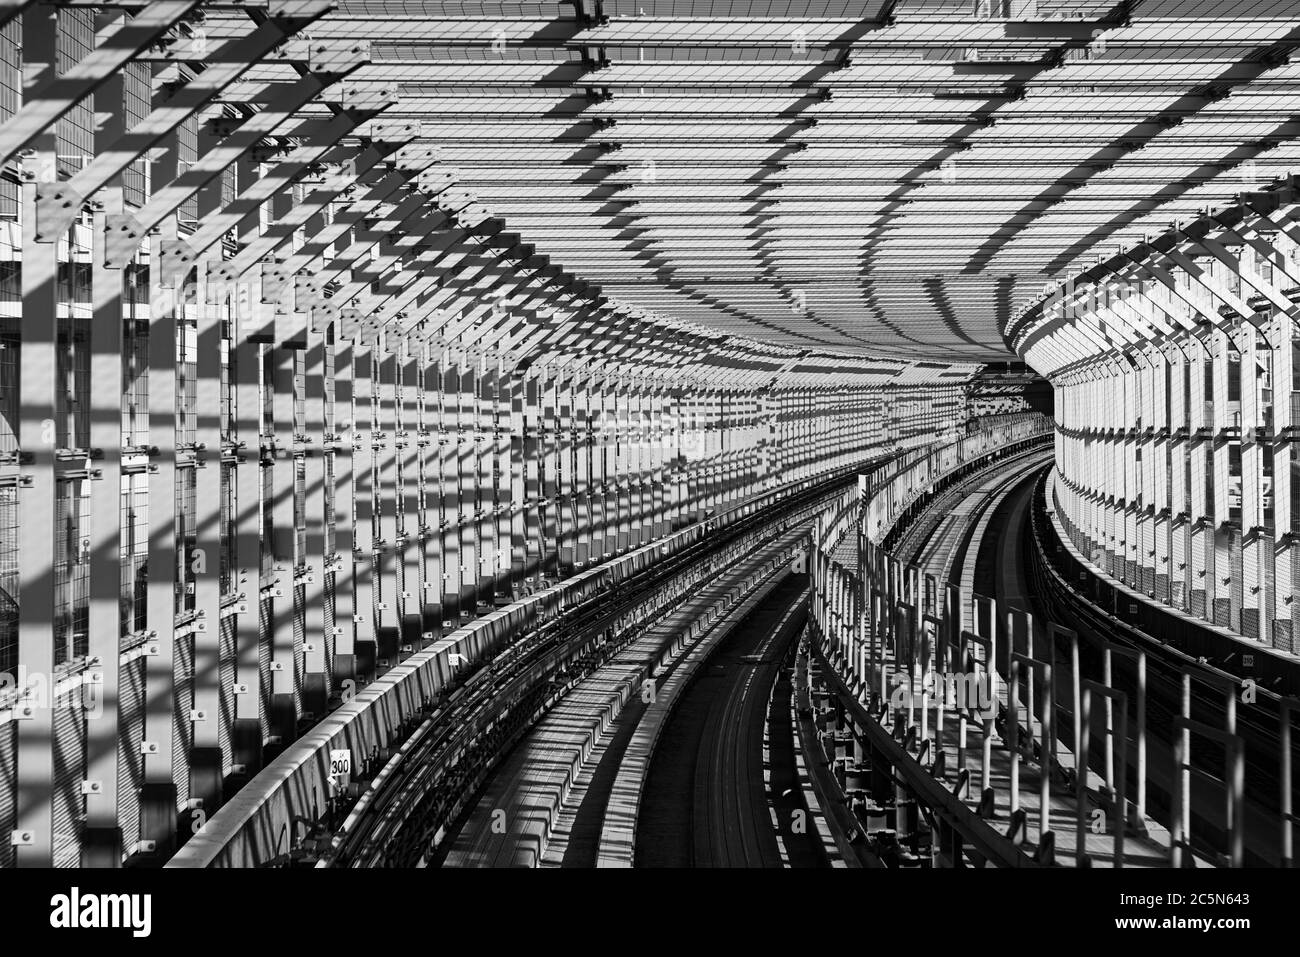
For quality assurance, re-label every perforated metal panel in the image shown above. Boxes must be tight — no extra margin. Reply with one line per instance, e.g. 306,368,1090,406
172,633,193,810
117,657,145,854
219,616,236,773
0,721,14,867
51,704,83,867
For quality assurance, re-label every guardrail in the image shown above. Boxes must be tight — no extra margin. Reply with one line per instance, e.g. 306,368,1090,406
169,450,890,867
805,419,1054,867
811,418,1053,689
1032,469,1300,867
862,415,1054,546
334,489,839,868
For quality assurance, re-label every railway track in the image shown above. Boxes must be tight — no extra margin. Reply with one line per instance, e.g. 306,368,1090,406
313,465,880,867
808,451,1056,867
439,529,809,867
631,575,811,867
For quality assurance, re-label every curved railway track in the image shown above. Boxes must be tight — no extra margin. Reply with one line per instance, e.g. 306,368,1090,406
314,465,880,867
439,530,808,867
634,575,811,867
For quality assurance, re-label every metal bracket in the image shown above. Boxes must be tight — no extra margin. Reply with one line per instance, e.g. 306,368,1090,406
338,83,399,111
395,143,441,172
295,274,324,310
205,114,246,138
370,120,425,145
310,300,339,335
437,188,476,212
158,238,200,286
339,307,362,339
248,143,293,165
260,260,292,305
266,0,330,17
34,181,85,244
417,167,457,194
11,702,35,720
103,212,149,270
280,38,372,75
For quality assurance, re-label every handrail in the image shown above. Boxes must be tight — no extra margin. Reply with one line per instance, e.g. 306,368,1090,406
803,420,1056,868
170,452,885,867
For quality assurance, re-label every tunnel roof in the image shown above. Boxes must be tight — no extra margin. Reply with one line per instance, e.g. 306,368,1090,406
199,0,1300,367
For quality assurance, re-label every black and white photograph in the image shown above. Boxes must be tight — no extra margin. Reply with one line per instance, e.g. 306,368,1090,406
0,0,1295,939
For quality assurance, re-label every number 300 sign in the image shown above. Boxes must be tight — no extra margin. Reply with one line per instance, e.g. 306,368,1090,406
329,749,352,790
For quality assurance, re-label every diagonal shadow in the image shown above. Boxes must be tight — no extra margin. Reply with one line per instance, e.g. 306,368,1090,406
967,24,1300,279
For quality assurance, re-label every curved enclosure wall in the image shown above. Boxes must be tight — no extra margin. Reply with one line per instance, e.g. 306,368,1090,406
0,7,984,867
1009,177,1300,654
